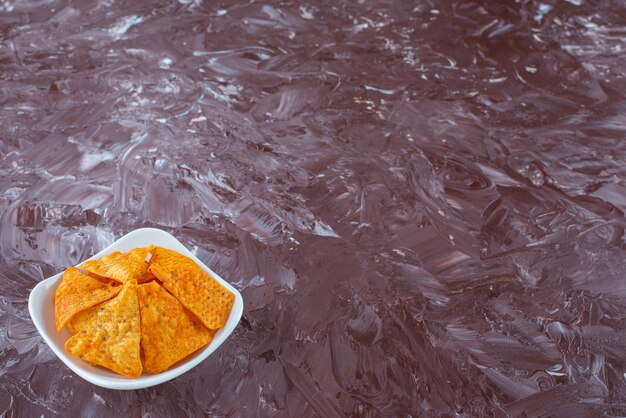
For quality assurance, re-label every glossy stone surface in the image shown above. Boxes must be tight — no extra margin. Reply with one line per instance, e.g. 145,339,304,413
2,1,626,416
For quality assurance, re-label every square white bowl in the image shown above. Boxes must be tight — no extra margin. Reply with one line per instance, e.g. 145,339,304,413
28,227,243,390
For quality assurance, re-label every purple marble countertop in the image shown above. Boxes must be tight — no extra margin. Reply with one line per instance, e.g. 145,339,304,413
2,0,626,416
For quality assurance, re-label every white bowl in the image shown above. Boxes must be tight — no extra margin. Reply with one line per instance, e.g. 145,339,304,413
28,227,243,390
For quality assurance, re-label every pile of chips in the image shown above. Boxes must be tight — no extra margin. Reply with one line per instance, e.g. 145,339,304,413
54,246,235,378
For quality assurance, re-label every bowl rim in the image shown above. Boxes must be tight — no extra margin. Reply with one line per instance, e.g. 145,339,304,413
28,227,244,390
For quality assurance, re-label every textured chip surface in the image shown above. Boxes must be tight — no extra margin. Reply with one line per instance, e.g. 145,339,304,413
138,281,215,374
67,302,105,334
81,247,153,284
65,280,142,378
54,267,122,331
148,247,234,330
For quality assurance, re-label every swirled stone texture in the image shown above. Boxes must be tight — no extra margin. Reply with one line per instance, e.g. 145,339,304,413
2,0,626,416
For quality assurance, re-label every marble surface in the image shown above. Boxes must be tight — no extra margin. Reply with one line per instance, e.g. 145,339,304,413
2,0,626,416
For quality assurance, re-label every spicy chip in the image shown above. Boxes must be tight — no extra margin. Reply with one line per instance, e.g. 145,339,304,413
148,247,234,330
65,280,142,378
81,246,153,284
138,281,215,374
54,267,122,331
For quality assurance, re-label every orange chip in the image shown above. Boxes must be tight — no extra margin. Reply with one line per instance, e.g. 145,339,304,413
65,280,142,378
67,302,105,334
81,247,153,284
148,247,234,330
140,270,157,283
54,267,122,331
138,281,215,374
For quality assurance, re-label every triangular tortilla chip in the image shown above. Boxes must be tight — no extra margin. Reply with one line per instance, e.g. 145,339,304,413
81,247,153,284
148,247,234,330
138,281,215,374
67,301,105,334
55,267,122,331
65,280,142,378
